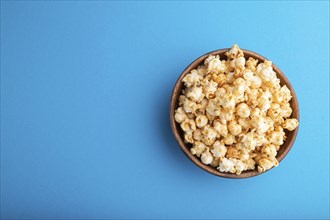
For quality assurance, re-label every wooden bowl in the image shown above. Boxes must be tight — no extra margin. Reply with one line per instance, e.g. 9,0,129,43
170,48,299,178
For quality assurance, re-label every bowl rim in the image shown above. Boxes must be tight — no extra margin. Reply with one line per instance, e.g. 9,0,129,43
169,48,300,179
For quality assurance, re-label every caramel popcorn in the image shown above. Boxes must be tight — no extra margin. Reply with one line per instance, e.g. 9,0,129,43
175,44,299,175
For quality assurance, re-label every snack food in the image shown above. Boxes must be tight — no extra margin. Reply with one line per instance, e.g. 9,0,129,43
174,44,299,175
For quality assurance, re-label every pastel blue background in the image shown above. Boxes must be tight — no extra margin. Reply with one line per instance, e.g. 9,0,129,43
1,1,329,219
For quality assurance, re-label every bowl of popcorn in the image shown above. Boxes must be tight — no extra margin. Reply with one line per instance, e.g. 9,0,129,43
170,44,299,178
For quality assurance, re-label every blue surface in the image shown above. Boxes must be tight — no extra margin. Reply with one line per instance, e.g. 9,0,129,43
1,1,329,219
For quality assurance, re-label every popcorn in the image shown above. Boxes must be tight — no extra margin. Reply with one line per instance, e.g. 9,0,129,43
193,129,202,141
226,72,235,84
195,115,208,128
240,132,257,152
236,103,250,118
250,107,262,119
182,98,198,114
219,93,236,109
202,126,217,145
219,108,235,123
178,95,186,106
270,131,285,146
235,57,246,69
238,118,250,130
257,157,279,173
240,152,250,161
174,44,299,175
218,158,235,173
213,120,228,137
203,80,218,98
206,98,221,116
182,70,203,88
257,96,271,112
197,65,207,77
190,141,206,157
257,61,276,82
206,112,216,122
280,85,292,103
204,55,216,66
283,118,299,131
211,158,220,168
174,107,188,123
281,103,293,118
245,57,258,70
186,86,204,102
206,56,226,74
225,44,243,59
228,120,242,136
245,158,256,170
211,141,227,158
226,146,240,158
267,103,281,121
201,148,214,165
249,75,262,89
213,73,227,86
261,144,278,157
184,133,194,144
251,117,270,135
243,70,254,81
234,159,246,175
233,77,247,99
224,134,236,145
180,119,196,136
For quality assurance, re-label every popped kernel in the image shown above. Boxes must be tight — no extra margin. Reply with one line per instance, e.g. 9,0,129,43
195,115,208,128
281,103,293,118
197,65,207,77
186,86,204,102
238,117,250,130
226,146,240,158
202,126,217,145
182,70,203,88
240,131,257,152
184,133,194,144
245,158,256,170
180,119,196,135
218,157,235,173
224,134,236,145
261,144,278,157
270,131,285,146
174,107,188,123
211,140,227,158
213,73,227,86
190,141,206,157
234,159,246,175
213,120,228,137
228,120,242,136
182,98,198,114
283,118,299,131
193,129,202,141
225,44,243,59
203,80,218,99
206,98,221,116
236,103,250,118
211,158,220,168
174,44,299,175
206,56,226,74
201,148,214,165
235,57,246,69
257,157,279,173
219,93,236,109
246,57,258,70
